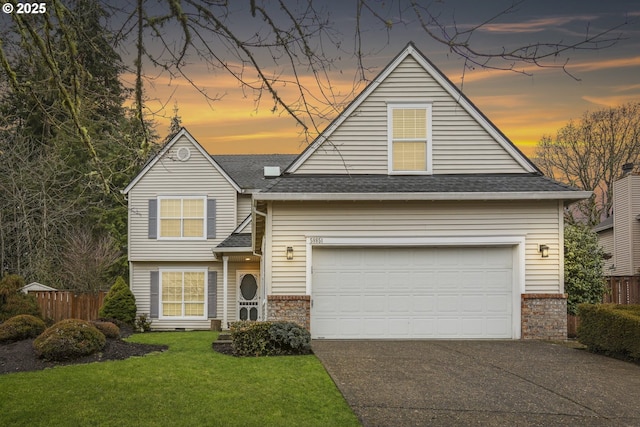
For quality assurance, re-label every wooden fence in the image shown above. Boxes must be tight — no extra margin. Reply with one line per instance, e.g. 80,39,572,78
603,276,640,305
30,291,107,323
567,276,640,337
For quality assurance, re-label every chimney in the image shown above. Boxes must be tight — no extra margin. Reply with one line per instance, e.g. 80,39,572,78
263,166,281,178
622,163,634,176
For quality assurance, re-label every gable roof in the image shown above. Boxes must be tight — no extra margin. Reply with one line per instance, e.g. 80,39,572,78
213,154,297,190
286,42,539,174
123,128,241,194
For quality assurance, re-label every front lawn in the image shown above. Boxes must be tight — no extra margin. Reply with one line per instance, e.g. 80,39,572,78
0,331,359,427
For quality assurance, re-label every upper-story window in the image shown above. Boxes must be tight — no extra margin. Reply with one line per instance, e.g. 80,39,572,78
158,196,206,239
388,104,432,174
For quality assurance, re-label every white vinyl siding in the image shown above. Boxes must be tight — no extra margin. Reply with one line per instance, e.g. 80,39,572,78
598,229,615,273
128,136,237,261
265,200,562,296
295,56,526,175
612,175,640,275
237,195,252,224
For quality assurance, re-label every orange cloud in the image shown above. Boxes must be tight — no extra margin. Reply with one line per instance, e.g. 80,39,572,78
479,16,597,33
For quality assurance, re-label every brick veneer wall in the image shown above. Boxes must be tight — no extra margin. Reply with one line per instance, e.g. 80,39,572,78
267,295,310,330
521,293,567,340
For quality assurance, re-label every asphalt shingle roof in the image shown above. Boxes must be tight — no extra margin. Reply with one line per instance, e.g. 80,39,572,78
212,154,297,190
262,173,584,194
217,233,252,248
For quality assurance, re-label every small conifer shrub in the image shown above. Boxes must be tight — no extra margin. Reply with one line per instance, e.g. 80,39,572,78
98,277,137,326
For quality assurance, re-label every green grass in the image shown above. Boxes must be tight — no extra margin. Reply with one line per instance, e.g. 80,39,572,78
0,331,359,427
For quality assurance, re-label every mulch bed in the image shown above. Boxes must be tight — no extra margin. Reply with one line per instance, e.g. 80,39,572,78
0,338,168,375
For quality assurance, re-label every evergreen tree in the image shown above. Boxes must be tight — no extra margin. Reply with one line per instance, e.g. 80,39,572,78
0,0,156,288
99,277,137,326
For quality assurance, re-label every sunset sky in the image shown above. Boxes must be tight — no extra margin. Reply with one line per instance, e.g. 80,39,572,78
132,1,640,157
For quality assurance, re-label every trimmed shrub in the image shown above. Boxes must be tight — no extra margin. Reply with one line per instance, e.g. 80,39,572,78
98,277,137,326
578,304,640,360
134,313,152,333
33,319,106,361
0,314,46,343
0,274,41,322
91,321,121,339
230,321,311,357
269,322,312,353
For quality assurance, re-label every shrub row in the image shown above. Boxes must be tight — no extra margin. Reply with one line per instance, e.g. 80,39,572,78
578,304,640,360
229,321,311,357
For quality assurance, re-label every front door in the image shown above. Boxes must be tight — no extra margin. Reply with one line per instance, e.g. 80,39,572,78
237,271,260,321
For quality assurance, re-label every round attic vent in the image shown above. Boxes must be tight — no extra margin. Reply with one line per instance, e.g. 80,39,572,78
176,147,191,161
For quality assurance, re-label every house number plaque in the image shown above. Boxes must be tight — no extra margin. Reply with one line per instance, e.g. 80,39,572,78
309,237,324,244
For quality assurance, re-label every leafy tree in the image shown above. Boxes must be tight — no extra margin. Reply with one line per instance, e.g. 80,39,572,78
99,277,137,326
535,103,640,225
0,0,156,286
564,224,607,315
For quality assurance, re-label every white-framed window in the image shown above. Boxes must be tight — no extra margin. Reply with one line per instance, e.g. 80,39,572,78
158,196,206,239
387,103,432,174
159,269,207,319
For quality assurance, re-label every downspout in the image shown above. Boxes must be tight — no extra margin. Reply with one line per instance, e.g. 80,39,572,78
223,256,229,329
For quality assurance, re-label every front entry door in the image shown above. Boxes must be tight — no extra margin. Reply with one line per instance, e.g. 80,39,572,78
237,271,260,321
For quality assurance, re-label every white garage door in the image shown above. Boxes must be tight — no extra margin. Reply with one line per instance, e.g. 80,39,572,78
311,246,514,339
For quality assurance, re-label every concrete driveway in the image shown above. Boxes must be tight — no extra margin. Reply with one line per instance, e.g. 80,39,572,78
312,340,640,427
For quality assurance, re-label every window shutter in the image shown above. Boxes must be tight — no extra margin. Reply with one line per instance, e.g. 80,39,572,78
148,199,157,239
150,271,159,319
207,199,216,239
208,271,217,318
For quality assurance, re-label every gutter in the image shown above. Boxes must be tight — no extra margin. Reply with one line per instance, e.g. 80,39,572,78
253,191,593,202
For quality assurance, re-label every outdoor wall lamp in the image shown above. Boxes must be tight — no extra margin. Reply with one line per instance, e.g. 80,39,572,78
286,246,294,260
539,244,549,258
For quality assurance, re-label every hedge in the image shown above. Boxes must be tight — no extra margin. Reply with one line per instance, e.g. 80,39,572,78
229,321,311,357
577,304,640,360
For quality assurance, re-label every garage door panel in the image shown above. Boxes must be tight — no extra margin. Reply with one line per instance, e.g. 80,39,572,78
461,295,483,312
461,318,484,336
363,295,386,312
411,296,435,312
436,295,459,313
312,246,514,339
412,318,436,335
487,295,510,312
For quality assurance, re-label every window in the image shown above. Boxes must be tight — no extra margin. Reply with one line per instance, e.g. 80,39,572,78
388,104,432,173
160,270,206,318
158,197,205,239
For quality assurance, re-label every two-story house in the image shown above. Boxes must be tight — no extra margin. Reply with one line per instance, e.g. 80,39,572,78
124,43,589,340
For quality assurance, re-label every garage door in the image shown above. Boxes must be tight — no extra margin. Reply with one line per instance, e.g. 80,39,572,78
311,246,514,339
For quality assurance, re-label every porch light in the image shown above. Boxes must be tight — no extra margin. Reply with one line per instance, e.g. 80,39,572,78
539,244,549,258
286,246,294,260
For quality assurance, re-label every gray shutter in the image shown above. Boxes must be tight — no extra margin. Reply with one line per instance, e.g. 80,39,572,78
148,199,157,239
207,199,216,239
150,271,159,319
208,271,217,318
